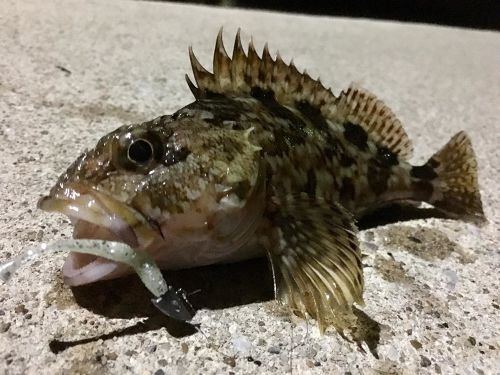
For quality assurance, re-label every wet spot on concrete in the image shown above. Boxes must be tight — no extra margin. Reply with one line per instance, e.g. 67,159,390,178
45,278,78,310
372,359,402,374
374,255,414,283
379,225,475,264
42,100,146,124
57,342,106,373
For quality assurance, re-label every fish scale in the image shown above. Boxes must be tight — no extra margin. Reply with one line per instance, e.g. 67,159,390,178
177,94,404,216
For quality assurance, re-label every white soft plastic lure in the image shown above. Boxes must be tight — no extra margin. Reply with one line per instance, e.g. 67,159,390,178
0,240,194,321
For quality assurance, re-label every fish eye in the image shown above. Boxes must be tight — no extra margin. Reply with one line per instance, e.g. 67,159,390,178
127,139,154,165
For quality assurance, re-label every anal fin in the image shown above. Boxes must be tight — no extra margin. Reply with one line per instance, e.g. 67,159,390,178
261,194,364,333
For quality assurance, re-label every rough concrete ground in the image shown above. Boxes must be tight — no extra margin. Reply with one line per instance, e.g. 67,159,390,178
0,0,499,374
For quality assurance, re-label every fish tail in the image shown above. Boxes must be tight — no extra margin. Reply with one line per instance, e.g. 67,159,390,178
412,131,485,223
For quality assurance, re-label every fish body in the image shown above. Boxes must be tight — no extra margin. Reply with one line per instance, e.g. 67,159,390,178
39,30,484,331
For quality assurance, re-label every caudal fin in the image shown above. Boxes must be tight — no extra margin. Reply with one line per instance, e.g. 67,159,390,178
422,131,485,223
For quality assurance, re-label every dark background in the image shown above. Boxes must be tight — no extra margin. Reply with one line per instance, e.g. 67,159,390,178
164,0,500,31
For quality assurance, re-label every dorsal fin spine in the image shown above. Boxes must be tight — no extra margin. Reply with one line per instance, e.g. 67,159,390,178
246,39,260,87
185,74,200,97
231,29,246,89
213,29,231,90
187,29,413,159
261,43,274,86
189,46,213,92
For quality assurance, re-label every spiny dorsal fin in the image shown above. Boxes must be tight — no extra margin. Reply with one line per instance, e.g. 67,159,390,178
187,29,413,159
334,85,413,159
186,28,334,109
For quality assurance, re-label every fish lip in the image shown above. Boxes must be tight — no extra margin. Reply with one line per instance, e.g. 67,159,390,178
37,190,138,247
37,184,158,248
38,184,161,285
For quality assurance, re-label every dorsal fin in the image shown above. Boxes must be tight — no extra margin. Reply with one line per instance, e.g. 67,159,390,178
333,85,413,159
186,28,334,109
186,28,413,160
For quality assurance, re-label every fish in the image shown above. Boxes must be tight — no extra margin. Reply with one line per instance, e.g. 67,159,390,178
37,29,485,331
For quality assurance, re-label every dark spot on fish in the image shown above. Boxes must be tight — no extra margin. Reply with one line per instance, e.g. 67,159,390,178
339,177,355,203
304,169,317,198
377,146,399,167
264,129,287,157
204,91,229,100
295,100,341,150
251,87,308,147
324,146,336,161
164,145,190,166
233,180,251,200
411,180,434,201
187,97,243,126
258,69,266,83
344,122,368,151
250,87,275,102
367,159,390,195
295,100,330,134
411,165,438,180
339,153,355,167
231,123,244,130
265,165,275,185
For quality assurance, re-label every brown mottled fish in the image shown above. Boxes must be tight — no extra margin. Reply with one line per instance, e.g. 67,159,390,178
38,29,484,331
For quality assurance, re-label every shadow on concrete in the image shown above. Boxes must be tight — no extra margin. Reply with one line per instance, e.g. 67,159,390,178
357,203,448,230
351,307,382,358
50,203,446,353
47,258,274,352
49,315,197,354
71,257,274,318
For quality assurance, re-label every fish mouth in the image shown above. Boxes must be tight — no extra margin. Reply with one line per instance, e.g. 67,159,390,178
38,184,159,286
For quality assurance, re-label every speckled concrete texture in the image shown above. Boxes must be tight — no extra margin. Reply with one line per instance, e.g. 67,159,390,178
1,1,499,374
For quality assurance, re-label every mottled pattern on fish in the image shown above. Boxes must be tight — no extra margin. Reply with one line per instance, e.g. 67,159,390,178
39,29,485,333
175,94,408,215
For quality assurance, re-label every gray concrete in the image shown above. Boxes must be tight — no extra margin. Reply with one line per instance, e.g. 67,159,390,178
1,0,499,374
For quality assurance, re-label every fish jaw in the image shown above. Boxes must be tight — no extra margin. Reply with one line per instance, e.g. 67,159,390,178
38,184,160,286
38,174,267,285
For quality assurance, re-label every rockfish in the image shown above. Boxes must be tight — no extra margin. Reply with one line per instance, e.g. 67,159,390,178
38,29,485,331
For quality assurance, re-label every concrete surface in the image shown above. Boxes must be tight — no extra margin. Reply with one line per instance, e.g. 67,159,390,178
1,0,499,374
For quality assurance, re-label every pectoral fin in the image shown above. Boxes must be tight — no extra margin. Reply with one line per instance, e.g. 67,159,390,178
261,194,364,333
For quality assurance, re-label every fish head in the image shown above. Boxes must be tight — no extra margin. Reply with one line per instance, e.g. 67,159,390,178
38,115,265,285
